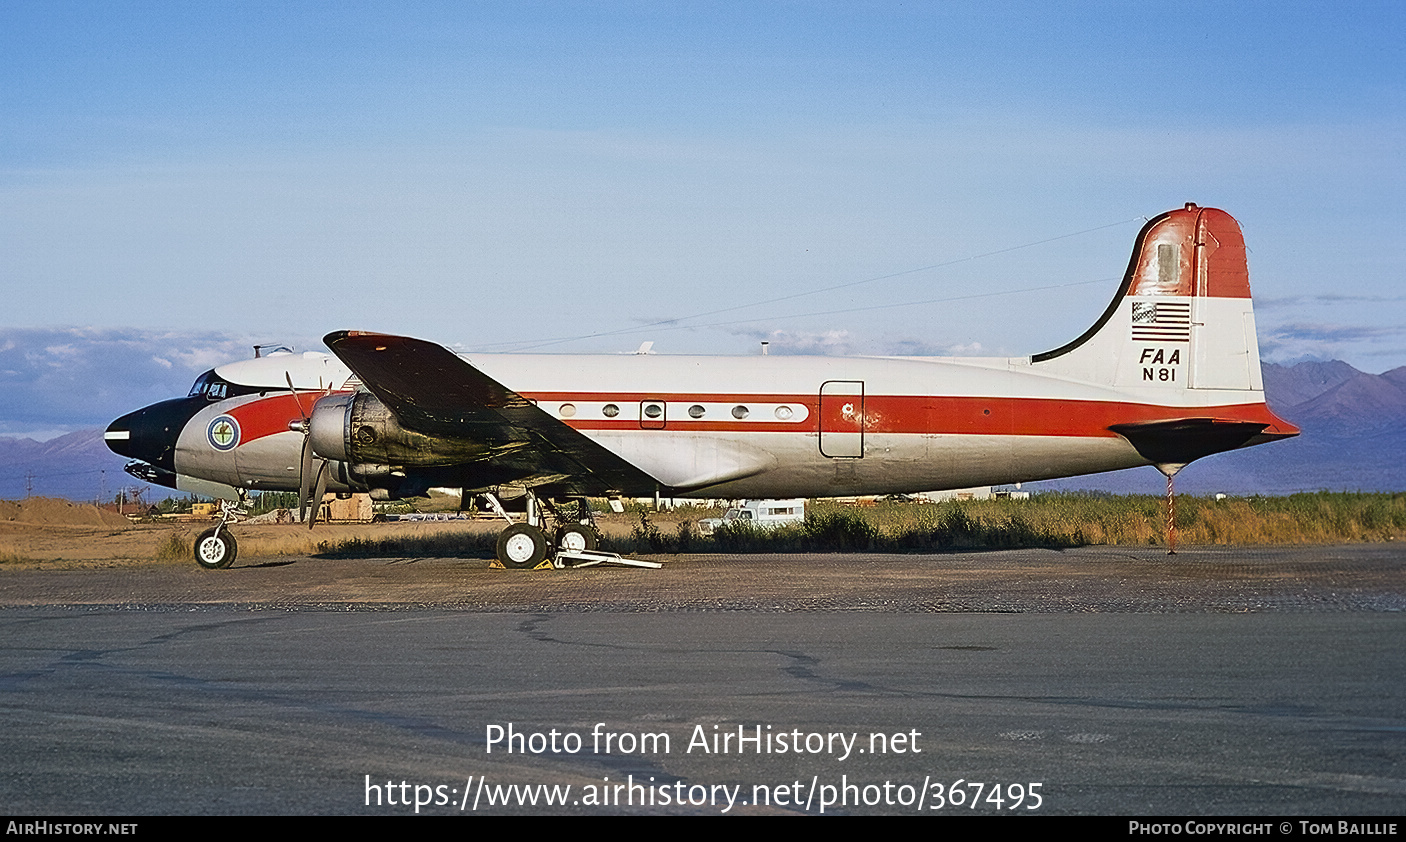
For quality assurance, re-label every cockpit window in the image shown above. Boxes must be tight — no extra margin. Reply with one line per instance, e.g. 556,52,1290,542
187,370,259,402
188,371,216,398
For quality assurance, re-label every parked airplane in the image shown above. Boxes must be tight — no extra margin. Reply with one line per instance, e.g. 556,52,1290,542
105,204,1297,569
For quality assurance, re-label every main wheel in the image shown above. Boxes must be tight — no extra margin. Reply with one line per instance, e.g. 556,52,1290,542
555,524,599,553
496,523,550,569
194,528,237,570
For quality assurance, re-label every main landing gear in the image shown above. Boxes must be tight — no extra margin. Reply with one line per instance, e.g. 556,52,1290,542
193,498,246,570
485,492,601,570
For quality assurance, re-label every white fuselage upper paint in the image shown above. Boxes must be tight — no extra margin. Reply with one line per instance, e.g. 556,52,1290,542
189,344,1266,499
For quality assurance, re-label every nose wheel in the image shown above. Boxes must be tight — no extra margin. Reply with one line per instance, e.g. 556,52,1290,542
191,497,246,569
194,527,238,569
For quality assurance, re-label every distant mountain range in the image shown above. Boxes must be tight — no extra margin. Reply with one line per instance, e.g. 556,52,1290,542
0,429,134,503
2,359,1403,501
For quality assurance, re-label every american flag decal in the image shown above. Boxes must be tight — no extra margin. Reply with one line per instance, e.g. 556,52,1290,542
1130,301,1191,342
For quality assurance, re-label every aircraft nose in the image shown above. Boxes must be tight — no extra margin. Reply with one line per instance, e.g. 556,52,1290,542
104,398,202,472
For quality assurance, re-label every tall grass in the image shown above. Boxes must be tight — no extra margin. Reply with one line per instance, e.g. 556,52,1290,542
705,501,1080,553
810,492,1406,550
0,544,32,565
646,493,1406,553
282,492,1406,558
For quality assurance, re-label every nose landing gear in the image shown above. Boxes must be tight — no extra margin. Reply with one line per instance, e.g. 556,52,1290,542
192,497,246,570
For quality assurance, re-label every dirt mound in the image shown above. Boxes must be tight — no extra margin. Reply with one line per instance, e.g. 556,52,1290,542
0,498,131,529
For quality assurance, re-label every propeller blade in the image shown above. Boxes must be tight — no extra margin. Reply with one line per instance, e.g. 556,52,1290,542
308,461,329,530
285,372,310,420
289,371,320,525
298,435,315,524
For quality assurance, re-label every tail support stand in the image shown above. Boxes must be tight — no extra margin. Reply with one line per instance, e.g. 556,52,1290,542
1156,464,1182,556
1165,473,1177,555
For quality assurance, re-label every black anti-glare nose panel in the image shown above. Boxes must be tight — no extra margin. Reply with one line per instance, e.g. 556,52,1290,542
105,397,205,472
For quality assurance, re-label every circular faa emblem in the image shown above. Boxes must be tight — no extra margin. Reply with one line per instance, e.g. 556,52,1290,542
207,415,240,451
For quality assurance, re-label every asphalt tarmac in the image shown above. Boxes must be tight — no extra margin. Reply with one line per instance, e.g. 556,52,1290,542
1,545,1403,815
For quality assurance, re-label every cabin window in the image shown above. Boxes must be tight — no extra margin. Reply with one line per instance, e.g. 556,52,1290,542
643,403,663,419
602,404,620,418
558,403,576,418
688,404,706,419
732,405,749,419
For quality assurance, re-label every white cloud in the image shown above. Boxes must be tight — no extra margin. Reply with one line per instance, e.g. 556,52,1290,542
1258,322,1405,368
728,328,855,356
0,327,317,435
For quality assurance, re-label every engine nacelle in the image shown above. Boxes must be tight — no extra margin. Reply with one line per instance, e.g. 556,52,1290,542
308,392,492,468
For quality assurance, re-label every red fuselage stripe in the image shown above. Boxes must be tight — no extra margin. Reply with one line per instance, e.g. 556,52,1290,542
521,393,1289,437
219,391,1292,445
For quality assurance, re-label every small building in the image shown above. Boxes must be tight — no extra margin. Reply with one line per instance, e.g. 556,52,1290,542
914,487,994,503
914,486,1029,502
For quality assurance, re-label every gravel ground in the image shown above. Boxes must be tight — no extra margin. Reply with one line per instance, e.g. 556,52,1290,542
3,543,1403,613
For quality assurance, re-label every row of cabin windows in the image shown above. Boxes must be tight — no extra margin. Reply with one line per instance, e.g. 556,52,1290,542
557,402,789,420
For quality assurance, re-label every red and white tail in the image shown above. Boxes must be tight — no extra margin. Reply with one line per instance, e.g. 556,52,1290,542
1033,203,1266,394
1032,203,1298,471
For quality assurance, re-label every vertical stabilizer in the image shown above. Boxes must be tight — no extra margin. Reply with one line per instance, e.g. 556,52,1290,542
1032,204,1263,395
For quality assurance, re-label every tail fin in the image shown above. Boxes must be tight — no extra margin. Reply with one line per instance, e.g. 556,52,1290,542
1033,203,1263,393
1033,204,1298,468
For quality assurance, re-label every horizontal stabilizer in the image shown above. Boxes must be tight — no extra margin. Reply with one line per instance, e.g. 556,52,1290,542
1108,418,1289,466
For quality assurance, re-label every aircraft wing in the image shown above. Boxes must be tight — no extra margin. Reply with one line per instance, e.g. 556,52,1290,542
323,331,659,496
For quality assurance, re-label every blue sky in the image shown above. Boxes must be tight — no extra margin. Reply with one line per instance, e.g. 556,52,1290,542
1,2,1403,436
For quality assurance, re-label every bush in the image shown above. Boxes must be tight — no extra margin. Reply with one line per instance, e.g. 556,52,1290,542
155,531,192,560
802,511,878,551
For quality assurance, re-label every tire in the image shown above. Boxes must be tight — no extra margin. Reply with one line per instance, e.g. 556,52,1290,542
194,528,237,570
555,524,599,553
496,523,550,569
